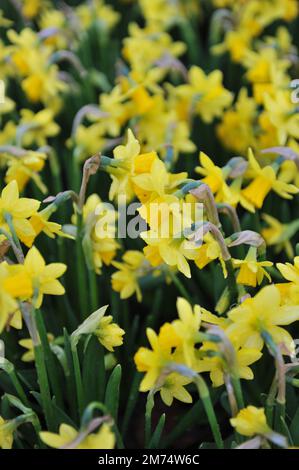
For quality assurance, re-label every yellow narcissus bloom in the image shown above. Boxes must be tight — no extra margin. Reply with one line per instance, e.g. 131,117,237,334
171,297,201,367
0,180,40,245
262,214,299,259
22,0,44,19
277,257,299,285
81,194,119,273
109,129,154,202
38,9,68,50
134,324,180,392
4,151,47,194
18,109,60,147
194,233,228,278
264,91,299,144
197,343,262,387
40,423,115,449
0,260,33,332
19,334,54,362
230,406,271,437
112,251,146,302
141,232,197,278
76,0,120,31
217,88,257,154
233,247,273,287
122,23,185,75
226,284,299,353
242,149,298,209
22,65,67,106
22,210,64,248
69,123,107,162
7,246,66,308
0,266,19,333
132,158,187,205
109,130,181,204
195,152,237,206
94,316,125,352
174,66,233,124
158,373,192,407
0,416,14,449
276,257,299,305
71,305,124,353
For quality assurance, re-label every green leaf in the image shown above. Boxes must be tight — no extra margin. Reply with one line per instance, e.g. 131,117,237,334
290,406,299,444
83,336,105,404
148,414,165,449
104,364,122,422
121,372,141,435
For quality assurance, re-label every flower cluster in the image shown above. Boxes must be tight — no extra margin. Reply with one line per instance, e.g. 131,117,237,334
1,0,299,452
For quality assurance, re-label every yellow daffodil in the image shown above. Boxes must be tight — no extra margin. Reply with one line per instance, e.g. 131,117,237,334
19,334,54,362
171,297,201,367
109,129,143,202
22,0,44,19
134,324,180,392
7,246,66,308
197,343,262,387
4,151,47,193
80,194,119,273
230,406,271,437
233,247,273,287
141,232,197,278
0,263,21,333
195,152,237,206
174,66,233,124
94,316,125,352
18,109,60,147
194,233,228,278
217,88,257,154
227,284,299,353
158,373,192,407
277,257,299,285
242,149,298,209
22,210,64,248
0,180,40,245
76,0,120,31
40,423,115,449
112,251,146,301
276,257,299,305
262,214,299,258
0,416,14,449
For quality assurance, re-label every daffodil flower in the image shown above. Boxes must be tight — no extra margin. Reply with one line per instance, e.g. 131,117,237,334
40,423,115,449
226,284,299,353
0,180,40,245
242,149,298,209
233,247,273,287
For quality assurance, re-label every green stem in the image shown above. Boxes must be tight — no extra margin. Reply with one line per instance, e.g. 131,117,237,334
266,375,277,427
194,375,224,449
8,370,30,408
34,342,55,430
88,268,99,312
121,372,141,436
35,309,63,407
71,345,84,418
145,392,155,447
167,270,192,304
231,375,245,410
225,259,238,304
76,213,89,319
